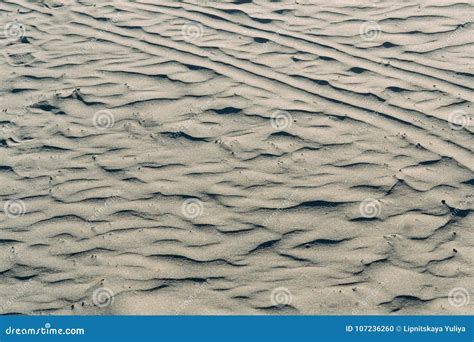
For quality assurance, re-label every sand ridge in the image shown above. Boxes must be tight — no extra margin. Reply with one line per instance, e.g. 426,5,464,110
0,0,472,315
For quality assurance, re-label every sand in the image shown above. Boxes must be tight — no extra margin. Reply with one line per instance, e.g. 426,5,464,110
0,0,472,315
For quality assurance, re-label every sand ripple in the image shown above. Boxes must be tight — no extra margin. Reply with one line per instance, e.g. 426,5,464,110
0,0,472,315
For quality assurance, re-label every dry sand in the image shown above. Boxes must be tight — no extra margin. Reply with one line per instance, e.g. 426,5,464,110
0,0,473,315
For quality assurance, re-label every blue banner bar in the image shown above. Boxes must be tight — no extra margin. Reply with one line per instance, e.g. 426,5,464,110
0,316,472,342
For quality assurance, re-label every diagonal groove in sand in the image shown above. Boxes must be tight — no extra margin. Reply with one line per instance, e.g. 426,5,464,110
61,11,474,170
133,0,474,100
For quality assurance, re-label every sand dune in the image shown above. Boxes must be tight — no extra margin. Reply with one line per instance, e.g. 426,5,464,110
0,0,472,315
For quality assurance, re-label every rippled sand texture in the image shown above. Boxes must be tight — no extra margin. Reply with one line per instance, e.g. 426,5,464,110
0,0,473,315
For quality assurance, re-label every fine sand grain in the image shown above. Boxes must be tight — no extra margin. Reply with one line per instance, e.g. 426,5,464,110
0,0,473,315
